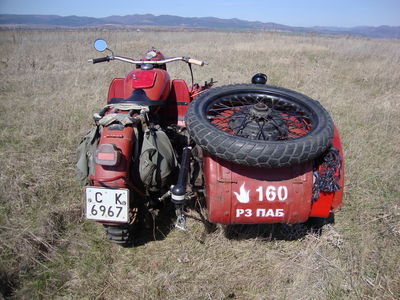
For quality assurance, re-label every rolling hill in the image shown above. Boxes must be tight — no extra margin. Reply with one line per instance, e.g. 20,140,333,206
1,13,399,38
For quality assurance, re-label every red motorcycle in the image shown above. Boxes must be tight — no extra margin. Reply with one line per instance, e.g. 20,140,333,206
77,39,344,245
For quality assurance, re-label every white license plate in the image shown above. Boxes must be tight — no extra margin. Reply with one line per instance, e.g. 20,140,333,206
85,187,129,223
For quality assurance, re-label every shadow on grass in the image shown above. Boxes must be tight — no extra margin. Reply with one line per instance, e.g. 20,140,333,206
131,197,217,247
130,201,177,247
0,270,18,299
110,195,335,246
223,214,335,241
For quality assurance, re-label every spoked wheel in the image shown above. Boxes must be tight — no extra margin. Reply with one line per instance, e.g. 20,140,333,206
186,84,334,168
209,97,311,141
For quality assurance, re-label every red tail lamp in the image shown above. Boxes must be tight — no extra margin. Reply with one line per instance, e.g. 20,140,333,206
95,144,121,166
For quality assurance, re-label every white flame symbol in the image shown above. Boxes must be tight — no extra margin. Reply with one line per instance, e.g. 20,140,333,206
234,183,250,203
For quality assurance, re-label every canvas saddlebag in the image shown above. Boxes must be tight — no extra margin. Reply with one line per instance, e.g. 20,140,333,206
139,129,178,191
75,125,100,186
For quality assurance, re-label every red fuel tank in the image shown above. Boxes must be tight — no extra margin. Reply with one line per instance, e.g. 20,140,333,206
124,69,170,101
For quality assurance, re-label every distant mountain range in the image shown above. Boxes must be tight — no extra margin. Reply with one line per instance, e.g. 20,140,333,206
1,14,399,39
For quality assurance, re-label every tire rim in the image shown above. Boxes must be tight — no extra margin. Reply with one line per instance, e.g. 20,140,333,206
206,92,314,141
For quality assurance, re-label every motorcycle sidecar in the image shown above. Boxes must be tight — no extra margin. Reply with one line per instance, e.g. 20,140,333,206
186,84,344,227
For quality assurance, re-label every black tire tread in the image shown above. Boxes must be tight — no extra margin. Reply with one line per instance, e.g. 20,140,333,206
186,84,334,168
104,224,133,246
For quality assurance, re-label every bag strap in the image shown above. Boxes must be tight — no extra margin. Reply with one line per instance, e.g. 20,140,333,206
94,104,149,127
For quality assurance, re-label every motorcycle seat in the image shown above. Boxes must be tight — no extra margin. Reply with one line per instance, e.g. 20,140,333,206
109,89,166,107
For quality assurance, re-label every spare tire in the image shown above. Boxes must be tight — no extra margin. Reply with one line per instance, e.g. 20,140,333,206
185,84,334,168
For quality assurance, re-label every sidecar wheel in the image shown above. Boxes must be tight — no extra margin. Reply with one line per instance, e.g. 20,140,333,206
186,84,333,168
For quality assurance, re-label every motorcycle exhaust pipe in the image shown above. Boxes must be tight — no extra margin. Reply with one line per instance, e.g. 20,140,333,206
171,147,191,204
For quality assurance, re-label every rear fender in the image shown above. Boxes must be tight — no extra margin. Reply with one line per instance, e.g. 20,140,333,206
107,78,125,102
165,79,191,126
90,124,137,189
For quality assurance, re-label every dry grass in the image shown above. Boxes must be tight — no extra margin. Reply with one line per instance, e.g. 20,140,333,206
0,29,399,299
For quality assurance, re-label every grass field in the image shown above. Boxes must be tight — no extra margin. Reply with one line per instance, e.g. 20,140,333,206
0,29,399,299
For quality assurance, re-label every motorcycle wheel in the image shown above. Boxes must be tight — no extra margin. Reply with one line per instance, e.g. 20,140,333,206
186,84,333,168
104,224,133,247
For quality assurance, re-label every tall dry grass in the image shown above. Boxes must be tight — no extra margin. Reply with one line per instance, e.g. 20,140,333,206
0,29,399,299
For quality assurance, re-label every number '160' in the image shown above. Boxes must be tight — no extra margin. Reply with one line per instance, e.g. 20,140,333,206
256,186,288,202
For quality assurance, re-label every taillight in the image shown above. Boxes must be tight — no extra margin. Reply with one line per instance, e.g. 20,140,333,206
95,144,121,166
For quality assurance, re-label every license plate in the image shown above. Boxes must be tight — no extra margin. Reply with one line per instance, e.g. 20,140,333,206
85,187,129,223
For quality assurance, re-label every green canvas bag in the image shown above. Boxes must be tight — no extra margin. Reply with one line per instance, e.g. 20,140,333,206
76,126,100,186
139,130,178,190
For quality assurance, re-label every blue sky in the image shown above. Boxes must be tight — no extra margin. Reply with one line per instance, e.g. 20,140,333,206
0,0,399,27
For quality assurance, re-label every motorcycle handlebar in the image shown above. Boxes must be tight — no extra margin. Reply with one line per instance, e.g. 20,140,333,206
187,58,205,66
88,56,111,64
88,55,207,66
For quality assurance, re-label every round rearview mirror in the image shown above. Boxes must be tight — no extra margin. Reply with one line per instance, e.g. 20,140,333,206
94,39,107,52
